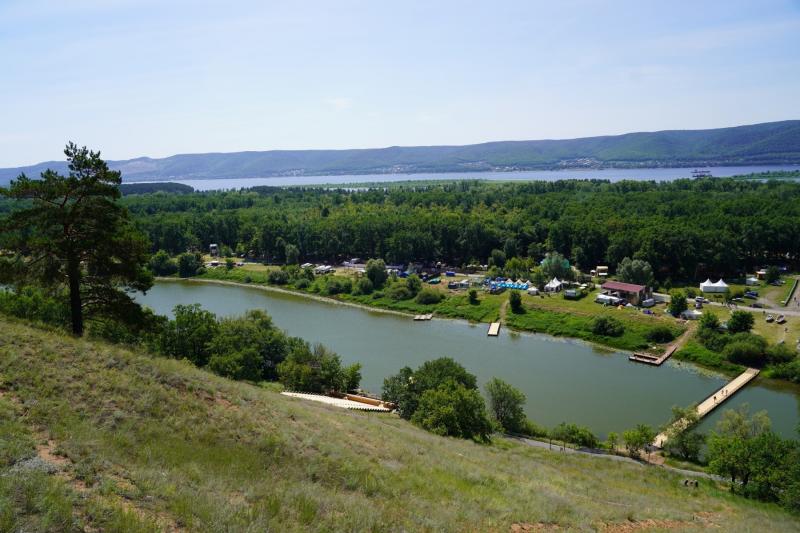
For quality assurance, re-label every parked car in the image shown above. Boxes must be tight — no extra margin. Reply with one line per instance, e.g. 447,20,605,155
751,303,764,308
766,315,775,323
777,315,787,324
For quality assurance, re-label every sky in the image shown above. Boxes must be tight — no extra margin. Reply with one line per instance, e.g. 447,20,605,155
1,0,799,167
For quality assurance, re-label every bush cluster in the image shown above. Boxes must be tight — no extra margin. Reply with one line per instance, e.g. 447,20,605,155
591,315,624,337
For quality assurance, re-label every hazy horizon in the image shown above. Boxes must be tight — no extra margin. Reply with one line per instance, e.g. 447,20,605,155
2,0,799,167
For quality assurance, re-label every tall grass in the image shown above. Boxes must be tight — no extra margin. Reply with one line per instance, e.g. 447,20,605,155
0,317,797,531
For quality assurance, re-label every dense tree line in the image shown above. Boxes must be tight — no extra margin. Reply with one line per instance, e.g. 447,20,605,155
106,179,800,281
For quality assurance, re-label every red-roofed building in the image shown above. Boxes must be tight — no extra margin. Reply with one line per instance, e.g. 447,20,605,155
600,281,651,306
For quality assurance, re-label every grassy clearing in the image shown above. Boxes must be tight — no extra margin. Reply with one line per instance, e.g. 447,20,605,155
709,305,800,346
505,307,674,352
1,317,798,531
673,340,744,376
506,291,685,352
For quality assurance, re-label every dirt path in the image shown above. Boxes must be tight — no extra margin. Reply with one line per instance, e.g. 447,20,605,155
672,321,696,352
2,387,184,532
499,299,510,323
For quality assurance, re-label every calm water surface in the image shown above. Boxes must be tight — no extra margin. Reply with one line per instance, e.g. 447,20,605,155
145,165,800,190
136,280,800,440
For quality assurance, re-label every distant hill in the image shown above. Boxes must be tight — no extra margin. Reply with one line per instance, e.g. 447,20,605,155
2,120,799,185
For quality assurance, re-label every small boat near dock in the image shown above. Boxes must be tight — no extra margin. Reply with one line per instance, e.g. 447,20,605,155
413,313,433,321
487,322,501,336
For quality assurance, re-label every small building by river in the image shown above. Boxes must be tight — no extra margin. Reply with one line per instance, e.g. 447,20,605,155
600,281,651,306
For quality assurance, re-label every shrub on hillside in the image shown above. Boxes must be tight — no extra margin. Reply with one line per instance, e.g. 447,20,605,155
365,259,388,289
723,337,768,367
149,250,178,276
177,253,203,278
485,378,527,434
646,325,675,343
591,315,624,337
410,380,492,442
468,289,479,304
207,310,287,381
509,290,523,313
415,288,443,305
387,283,413,301
277,342,361,394
727,310,755,334
354,277,374,295
766,343,796,365
551,422,599,449
771,360,800,383
267,269,289,285
383,357,479,420
158,303,219,366
294,278,310,290
0,286,70,328
324,277,352,295
405,275,422,296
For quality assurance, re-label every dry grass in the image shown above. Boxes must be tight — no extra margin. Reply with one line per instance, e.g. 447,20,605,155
1,316,798,532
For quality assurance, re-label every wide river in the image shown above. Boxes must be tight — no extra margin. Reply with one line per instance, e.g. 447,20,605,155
147,165,800,191
137,280,800,440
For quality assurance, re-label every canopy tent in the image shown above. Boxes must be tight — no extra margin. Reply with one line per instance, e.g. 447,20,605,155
544,277,563,292
700,279,729,293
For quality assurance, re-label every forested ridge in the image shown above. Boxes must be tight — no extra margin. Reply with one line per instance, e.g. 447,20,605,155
2,120,799,184
96,178,800,281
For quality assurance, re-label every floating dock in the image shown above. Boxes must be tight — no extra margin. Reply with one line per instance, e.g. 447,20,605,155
653,368,760,447
487,322,501,336
281,392,393,412
629,344,679,366
413,313,433,321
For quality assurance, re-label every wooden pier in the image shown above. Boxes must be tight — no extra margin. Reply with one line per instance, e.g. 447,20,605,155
487,322,501,336
653,367,760,447
629,344,678,366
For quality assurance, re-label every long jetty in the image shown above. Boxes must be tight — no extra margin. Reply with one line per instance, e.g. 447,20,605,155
653,367,760,447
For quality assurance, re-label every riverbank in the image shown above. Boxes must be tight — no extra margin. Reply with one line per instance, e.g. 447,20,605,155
161,273,678,355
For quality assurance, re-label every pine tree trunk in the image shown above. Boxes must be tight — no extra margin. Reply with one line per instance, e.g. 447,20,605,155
67,256,83,336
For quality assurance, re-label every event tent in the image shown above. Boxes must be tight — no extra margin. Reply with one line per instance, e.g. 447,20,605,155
700,279,729,293
544,277,563,292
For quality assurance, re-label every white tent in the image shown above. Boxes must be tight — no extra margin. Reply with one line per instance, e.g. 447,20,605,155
544,277,562,292
700,278,728,293
746,277,759,286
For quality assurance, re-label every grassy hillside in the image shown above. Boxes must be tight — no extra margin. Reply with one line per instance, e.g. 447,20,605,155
1,317,798,532
2,120,799,184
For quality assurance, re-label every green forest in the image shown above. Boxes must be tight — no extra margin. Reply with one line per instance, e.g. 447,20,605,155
78,178,800,281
